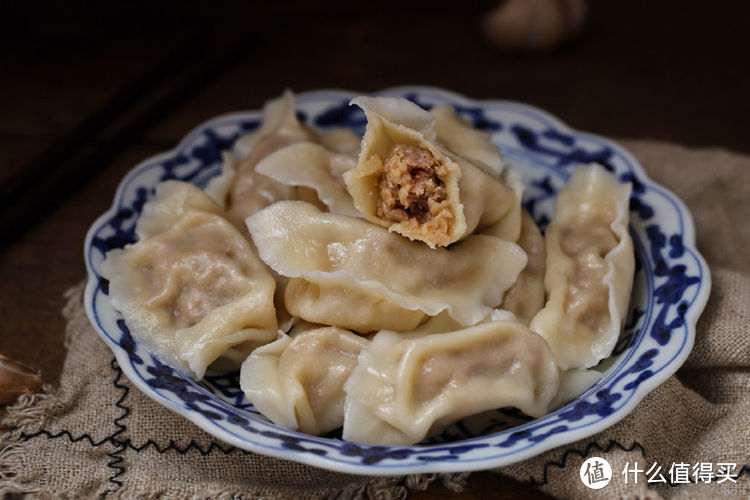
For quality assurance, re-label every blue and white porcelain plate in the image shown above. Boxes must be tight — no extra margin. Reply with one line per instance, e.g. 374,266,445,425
84,87,710,475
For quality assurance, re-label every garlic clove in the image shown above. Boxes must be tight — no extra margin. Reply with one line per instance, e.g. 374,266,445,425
482,0,587,53
0,353,42,406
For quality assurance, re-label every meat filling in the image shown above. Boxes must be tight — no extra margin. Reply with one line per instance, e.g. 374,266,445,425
377,145,454,242
560,222,618,332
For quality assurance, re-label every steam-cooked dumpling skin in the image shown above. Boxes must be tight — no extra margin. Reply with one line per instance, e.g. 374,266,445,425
101,181,278,380
240,325,368,435
246,201,527,327
342,319,559,445
499,210,546,324
135,180,224,239
530,164,634,369
343,96,519,247
318,127,362,155
227,90,319,225
223,92,325,328
284,278,425,333
431,104,524,241
431,104,505,178
549,368,603,410
203,152,236,209
255,142,359,217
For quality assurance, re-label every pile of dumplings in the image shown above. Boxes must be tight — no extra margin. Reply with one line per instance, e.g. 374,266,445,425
101,92,635,445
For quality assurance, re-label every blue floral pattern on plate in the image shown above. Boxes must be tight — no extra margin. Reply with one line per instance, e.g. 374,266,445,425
84,87,710,475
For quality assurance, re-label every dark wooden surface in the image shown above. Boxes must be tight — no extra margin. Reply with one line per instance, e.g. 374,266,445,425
1,1,748,497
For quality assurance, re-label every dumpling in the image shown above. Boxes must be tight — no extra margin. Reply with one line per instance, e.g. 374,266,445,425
431,104,505,178
529,163,634,369
549,368,603,410
284,278,425,333
224,92,330,328
498,210,546,324
101,181,278,380
240,325,368,435
317,127,362,155
254,142,359,217
342,318,559,445
343,96,520,247
134,180,223,239
203,152,236,209
246,200,527,327
482,166,525,242
227,90,320,226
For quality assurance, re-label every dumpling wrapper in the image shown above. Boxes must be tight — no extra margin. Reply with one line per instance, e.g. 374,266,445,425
549,368,603,410
240,325,368,435
317,127,362,155
530,163,634,369
101,181,278,380
431,104,526,241
246,200,527,327
284,278,425,333
498,210,546,324
224,92,327,329
344,96,520,247
211,146,301,332
342,318,559,445
135,180,223,239
203,152,236,209
431,104,505,178
378,307,602,411
227,90,321,226
254,141,359,217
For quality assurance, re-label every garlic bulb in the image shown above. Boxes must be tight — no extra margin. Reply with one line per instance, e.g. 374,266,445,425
0,353,42,406
482,0,587,53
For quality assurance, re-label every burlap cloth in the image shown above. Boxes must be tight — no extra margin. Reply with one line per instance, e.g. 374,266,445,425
1,140,748,498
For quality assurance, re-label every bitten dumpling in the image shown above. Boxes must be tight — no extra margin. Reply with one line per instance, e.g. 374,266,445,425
343,96,520,247
101,181,278,379
342,318,559,445
529,164,634,369
240,325,369,435
246,200,527,328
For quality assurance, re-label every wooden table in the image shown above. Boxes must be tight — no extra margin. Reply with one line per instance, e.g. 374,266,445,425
2,1,748,497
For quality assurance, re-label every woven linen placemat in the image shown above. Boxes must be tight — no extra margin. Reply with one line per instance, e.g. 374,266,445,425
1,140,748,498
